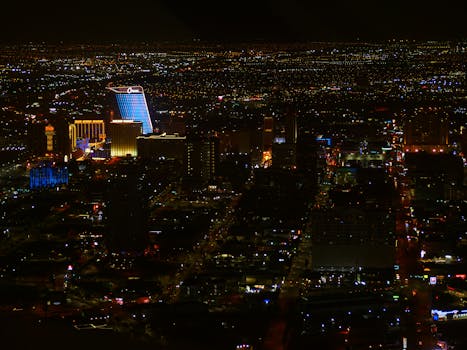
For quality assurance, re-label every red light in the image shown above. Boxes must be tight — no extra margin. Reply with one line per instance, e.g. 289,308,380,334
136,296,150,304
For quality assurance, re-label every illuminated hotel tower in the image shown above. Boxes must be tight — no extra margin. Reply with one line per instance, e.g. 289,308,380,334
45,124,55,152
108,86,153,134
109,120,142,157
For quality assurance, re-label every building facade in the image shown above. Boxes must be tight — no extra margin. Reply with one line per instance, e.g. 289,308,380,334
74,119,106,142
137,133,186,162
30,163,69,189
108,86,153,134
109,120,142,157
186,135,219,184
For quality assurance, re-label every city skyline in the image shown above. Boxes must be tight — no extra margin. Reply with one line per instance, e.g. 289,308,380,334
0,26,466,350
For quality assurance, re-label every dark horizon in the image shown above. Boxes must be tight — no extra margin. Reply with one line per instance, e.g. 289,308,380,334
1,0,466,43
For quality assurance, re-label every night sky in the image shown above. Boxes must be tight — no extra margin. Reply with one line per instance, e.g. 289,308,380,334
1,0,466,42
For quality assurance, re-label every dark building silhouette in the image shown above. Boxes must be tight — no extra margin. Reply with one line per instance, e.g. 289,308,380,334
218,129,252,154
296,136,317,175
262,116,274,150
272,142,296,170
105,158,148,254
285,108,297,145
272,107,301,170
461,126,467,156
311,206,395,273
185,135,219,187
27,120,47,157
137,134,186,163
405,153,464,205
218,153,251,191
262,116,274,166
311,166,396,277
54,117,73,158
404,107,449,153
157,112,186,136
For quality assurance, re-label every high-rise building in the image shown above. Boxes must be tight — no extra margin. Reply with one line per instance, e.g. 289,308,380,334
272,109,299,170
262,116,274,150
285,109,297,144
272,142,296,170
311,167,396,277
157,112,186,136
137,133,186,162
186,135,219,184
105,158,148,253
108,86,153,134
48,116,73,158
45,124,55,153
311,206,395,272
203,135,219,182
262,116,274,166
403,107,449,153
218,129,252,154
109,120,142,157
405,153,464,205
296,134,317,175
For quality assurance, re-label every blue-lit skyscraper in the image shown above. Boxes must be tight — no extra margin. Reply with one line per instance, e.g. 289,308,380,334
108,86,153,134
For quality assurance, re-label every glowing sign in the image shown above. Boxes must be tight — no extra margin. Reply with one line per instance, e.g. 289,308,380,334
127,87,141,93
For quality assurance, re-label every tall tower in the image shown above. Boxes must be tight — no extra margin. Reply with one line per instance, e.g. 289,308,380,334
285,109,297,144
108,86,153,134
272,108,298,170
105,158,148,254
262,116,274,166
45,124,55,153
202,135,219,181
186,135,219,184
